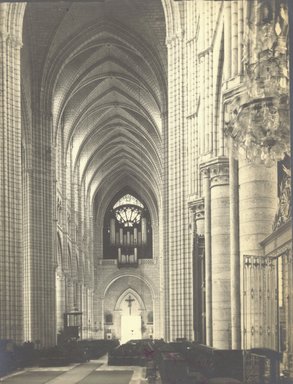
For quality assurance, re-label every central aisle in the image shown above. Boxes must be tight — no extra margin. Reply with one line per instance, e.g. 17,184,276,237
1,356,144,384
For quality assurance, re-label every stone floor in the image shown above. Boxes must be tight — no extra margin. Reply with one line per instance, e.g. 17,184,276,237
0,356,147,384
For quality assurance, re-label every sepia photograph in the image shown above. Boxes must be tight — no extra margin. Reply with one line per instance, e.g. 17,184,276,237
0,0,292,383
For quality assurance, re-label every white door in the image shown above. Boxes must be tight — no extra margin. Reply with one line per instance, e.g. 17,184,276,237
121,315,141,344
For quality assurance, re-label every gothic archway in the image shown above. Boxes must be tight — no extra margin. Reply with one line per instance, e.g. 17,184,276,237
115,289,145,343
101,275,155,341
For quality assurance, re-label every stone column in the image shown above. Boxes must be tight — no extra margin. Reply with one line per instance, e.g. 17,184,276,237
229,148,241,349
0,9,24,343
287,249,293,376
88,289,93,339
194,200,205,237
66,279,74,312
82,285,87,340
76,282,82,315
55,271,65,335
239,158,278,255
201,168,212,346
167,33,192,341
223,1,231,81
239,156,278,349
28,111,55,347
210,159,231,349
190,198,205,343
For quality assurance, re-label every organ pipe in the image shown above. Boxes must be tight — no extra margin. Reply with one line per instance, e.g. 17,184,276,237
138,232,142,246
141,217,147,244
134,228,138,244
110,218,115,245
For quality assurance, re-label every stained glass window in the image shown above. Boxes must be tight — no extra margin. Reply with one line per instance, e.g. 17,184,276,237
113,194,143,227
113,194,144,209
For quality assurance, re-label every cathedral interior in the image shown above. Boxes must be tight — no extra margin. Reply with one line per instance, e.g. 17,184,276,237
0,0,292,382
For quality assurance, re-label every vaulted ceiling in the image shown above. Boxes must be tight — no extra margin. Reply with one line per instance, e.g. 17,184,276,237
22,0,167,217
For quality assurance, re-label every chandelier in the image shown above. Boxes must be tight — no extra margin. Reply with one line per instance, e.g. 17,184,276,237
225,2,289,166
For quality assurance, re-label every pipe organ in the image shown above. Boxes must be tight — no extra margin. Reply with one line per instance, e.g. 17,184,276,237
105,218,151,263
112,228,145,247
103,193,152,263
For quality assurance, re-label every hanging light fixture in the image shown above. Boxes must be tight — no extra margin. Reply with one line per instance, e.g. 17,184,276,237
225,1,289,167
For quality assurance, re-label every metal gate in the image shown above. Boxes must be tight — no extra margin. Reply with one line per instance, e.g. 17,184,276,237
243,255,278,350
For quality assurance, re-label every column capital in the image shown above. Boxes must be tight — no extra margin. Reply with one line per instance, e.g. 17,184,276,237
188,197,204,221
200,157,229,187
210,163,229,187
201,168,210,178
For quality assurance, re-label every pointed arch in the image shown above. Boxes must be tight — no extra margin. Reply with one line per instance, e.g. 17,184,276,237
115,288,146,311
103,273,155,300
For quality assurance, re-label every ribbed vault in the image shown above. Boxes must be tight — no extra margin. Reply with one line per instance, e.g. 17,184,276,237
39,6,167,218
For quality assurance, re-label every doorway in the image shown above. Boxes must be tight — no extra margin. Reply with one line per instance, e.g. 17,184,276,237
118,291,143,343
121,315,142,344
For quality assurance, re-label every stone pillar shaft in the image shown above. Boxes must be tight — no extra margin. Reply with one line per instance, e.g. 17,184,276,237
239,157,278,349
229,150,241,349
0,17,23,343
28,111,55,347
239,159,278,255
56,272,65,334
190,198,205,343
231,0,239,77
167,34,193,341
66,279,74,311
224,1,231,81
210,161,231,349
202,170,212,346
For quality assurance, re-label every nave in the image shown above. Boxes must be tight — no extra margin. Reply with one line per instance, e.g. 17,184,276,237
0,0,292,382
